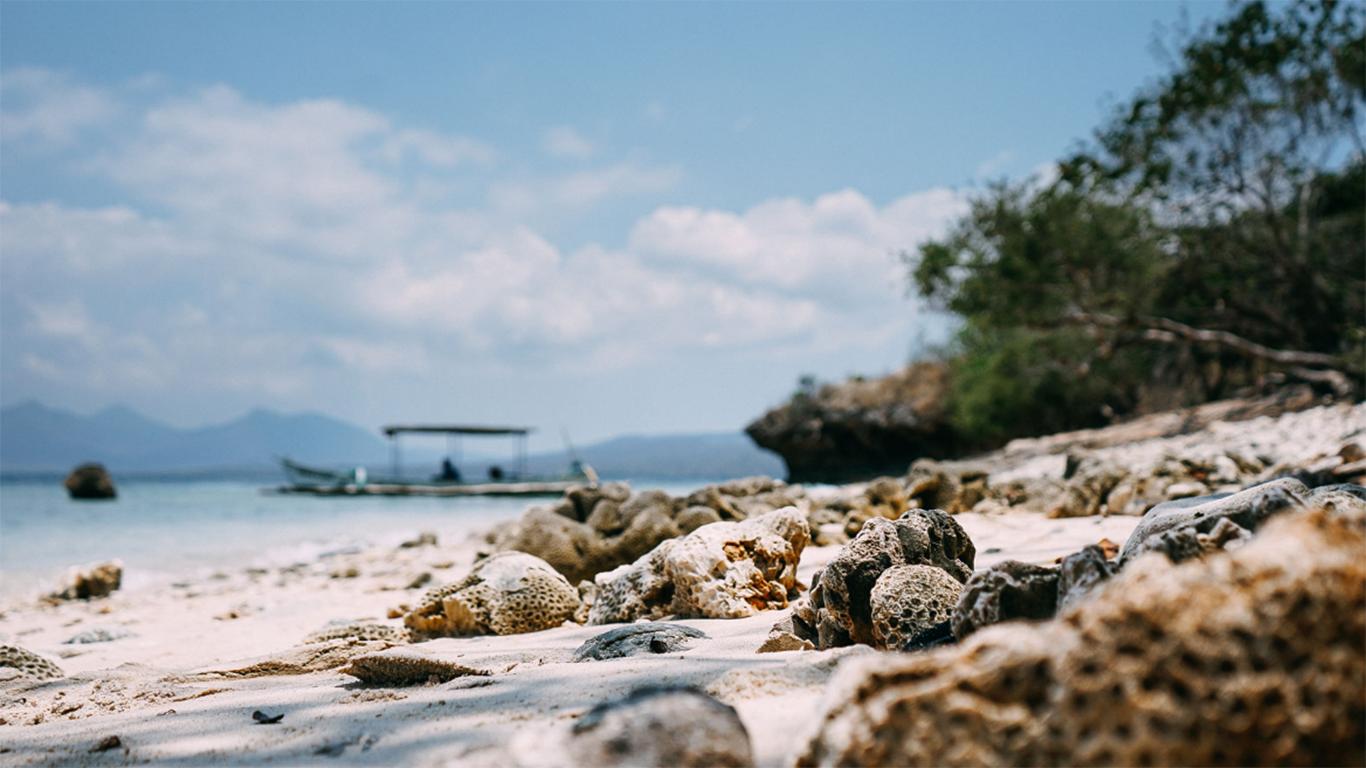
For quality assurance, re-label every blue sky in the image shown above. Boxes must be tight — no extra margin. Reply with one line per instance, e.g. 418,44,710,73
1,1,1222,448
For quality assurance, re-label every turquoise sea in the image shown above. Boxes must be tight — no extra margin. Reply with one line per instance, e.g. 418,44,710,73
0,477,708,600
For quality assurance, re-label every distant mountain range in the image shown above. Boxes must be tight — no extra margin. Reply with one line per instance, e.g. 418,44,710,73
0,401,784,481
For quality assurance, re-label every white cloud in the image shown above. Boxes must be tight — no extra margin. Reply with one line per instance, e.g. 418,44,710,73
490,160,683,217
542,125,594,159
1,72,969,423
0,67,117,145
974,149,1015,179
629,187,967,303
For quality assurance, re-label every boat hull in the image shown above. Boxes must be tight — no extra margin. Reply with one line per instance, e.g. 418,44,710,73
272,479,577,497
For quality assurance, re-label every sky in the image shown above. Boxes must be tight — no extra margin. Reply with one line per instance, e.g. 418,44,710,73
0,1,1225,449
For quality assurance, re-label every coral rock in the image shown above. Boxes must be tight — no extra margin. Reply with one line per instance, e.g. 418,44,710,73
950,560,1059,640
568,686,754,767
0,645,64,681
405,552,579,638
1056,545,1116,611
587,507,808,624
792,510,974,648
341,648,491,686
52,561,123,601
869,564,963,650
797,503,1366,767
304,622,408,645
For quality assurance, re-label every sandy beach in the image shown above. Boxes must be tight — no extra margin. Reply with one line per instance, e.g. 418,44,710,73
0,509,1137,766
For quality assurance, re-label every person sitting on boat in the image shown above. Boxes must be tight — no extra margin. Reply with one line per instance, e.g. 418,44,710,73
436,458,461,483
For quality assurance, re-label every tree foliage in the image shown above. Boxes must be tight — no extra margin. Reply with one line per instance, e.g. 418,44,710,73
910,0,1364,445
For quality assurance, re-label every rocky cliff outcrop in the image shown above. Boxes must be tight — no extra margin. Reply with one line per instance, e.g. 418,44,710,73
745,362,962,483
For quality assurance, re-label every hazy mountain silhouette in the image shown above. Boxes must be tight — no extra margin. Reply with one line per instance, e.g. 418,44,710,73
0,401,783,480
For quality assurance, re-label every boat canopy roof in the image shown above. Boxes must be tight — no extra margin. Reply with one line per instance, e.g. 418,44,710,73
381,424,533,437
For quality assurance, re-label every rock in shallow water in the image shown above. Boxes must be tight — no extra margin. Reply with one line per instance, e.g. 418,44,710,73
64,463,116,500
568,686,754,767
573,623,707,661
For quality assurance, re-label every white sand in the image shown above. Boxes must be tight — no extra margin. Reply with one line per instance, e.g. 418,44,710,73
0,512,1137,766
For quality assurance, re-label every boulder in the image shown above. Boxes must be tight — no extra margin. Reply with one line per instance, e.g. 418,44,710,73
573,623,707,661
405,552,579,638
587,507,808,624
568,686,754,768
950,560,1059,641
796,502,1366,767
745,362,962,483
1119,477,1309,562
64,463,116,500
791,510,974,648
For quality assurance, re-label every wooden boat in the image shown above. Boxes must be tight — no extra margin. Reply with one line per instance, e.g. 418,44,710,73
274,424,595,497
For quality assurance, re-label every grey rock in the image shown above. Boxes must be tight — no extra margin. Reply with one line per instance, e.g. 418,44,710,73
568,686,753,767
1119,478,1309,563
792,509,974,648
63,627,135,645
573,623,707,661
950,560,1059,641
1056,545,1116,611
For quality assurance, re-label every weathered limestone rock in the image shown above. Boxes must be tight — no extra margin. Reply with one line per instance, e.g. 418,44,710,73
745,362,960,483
757,616,816,653
791,510,975,649
64,463,116,500
868,564,962,650
405,552,579,638
51,561,123,601
796,503,1366,767
341,648,491,686
1119,477,1309,562
572,623,707,661
587,507,808,624
950,560,1059,641
0,645,63,682
567,686,754,767
63,627,134,645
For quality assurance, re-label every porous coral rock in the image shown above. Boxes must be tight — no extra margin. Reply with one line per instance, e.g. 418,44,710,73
950,560,1059,641
792,510,975,649
304,623,408,645
586,507,808,624
868,564,962,650
405,552,579,638
567,686,754,768
340,648,491,686
797,502,1366,767
0,645,63,682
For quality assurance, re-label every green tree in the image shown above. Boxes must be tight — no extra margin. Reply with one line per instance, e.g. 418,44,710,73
909,0,1363,445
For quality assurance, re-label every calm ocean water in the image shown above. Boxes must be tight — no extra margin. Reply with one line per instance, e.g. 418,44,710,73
0,477,710,600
